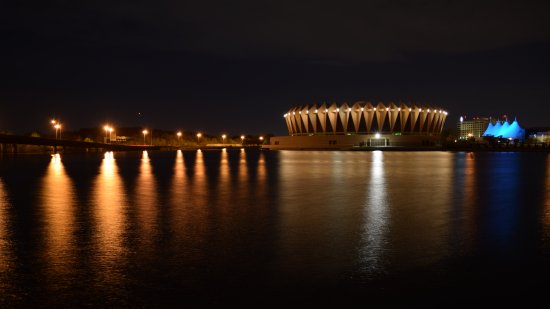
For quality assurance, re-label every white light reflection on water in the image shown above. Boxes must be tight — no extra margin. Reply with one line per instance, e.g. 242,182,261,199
40,154,76,282
135,150,158,248
91,151,128,278
359,150,389,276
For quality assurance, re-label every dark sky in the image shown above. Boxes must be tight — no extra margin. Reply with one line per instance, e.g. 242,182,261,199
1,0,549,136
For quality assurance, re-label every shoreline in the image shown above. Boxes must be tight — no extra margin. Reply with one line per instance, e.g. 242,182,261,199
1,144,548,155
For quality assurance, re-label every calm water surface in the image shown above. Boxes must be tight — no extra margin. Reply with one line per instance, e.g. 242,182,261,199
0,150,549,306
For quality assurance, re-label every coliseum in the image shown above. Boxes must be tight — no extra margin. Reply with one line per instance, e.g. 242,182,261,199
264,101,449,150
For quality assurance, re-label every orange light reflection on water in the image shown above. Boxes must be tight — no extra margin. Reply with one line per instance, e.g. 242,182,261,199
237,148,249,198
171,150,186,204
256,151,267,199
461,152,477,253
219,148,231,198
92,151,127,270
192,149,208,207
136,150,158,249
0,178,13,282
544,154,550,247
40,153,76,278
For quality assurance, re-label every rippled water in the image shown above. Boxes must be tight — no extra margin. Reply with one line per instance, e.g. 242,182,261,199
0,150,549,306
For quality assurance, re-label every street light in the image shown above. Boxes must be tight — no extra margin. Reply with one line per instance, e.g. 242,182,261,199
222,134,226,144
241,135,245,144
142,130,148,145
104,125,114,143
196,132,202,146
54,123,61,140
51,119,61,139
176,131,182,147
259,136,264,143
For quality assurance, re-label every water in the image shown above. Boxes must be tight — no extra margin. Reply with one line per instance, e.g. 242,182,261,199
0,149,549,307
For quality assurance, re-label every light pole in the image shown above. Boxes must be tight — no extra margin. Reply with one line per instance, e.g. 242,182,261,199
241,135,245,145
259,136,264,144
54,124,61,140
177,131,182,147
104,125,114,143
222,134,226,145
196,133,202,146
142,130,148,145
51,119,61,139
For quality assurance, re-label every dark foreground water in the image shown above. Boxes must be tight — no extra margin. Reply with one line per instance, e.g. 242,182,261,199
0,149,549,307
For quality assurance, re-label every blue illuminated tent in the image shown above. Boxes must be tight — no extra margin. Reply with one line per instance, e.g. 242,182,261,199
482,117,525,140
484,121,495,136
492,120,502,136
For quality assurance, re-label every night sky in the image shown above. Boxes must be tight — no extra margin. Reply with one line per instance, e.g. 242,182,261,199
2,0,549,136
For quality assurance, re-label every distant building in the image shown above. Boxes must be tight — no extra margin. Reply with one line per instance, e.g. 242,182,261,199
527,128,550,145
116,136,130,143
264,101,449,150
457,116,489,140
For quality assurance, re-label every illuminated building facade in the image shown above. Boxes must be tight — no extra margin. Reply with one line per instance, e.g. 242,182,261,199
264,101,448,150
457,116,489,140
